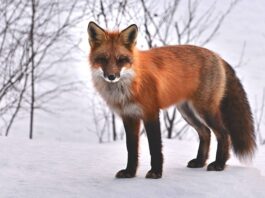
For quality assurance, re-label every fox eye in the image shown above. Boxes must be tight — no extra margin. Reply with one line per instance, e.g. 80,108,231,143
95,56,108,65
117,56,130,65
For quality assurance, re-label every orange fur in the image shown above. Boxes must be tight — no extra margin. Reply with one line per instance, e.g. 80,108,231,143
127,45,225,119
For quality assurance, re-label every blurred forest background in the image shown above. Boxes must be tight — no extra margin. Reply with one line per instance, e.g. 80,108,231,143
0,0,264,145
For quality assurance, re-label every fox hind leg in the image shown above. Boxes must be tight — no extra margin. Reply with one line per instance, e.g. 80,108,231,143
190,100,230,171
177,102,211,168
202,110,230,171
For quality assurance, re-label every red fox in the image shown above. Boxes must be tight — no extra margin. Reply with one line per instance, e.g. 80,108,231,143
87,22,256,179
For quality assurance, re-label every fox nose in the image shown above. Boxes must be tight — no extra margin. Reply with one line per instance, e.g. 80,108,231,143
108,74,116,81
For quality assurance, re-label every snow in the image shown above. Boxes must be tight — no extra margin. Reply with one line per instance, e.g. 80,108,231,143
1,0,265,197
0,137,264,198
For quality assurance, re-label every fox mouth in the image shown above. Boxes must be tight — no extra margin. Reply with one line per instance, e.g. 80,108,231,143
103,77,120,83
91,68,121,83
92,67,135,84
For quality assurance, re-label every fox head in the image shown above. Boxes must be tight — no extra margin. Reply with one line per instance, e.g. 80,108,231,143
87,22,138,83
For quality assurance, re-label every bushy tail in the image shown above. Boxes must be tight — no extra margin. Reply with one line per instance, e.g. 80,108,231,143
220,61,256,161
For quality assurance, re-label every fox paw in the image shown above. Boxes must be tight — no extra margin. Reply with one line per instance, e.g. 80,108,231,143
187,158,205,168
207,161,225,171
145,170,162,179
115,169,136,178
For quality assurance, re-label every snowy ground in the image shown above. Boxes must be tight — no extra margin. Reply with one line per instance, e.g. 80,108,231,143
0,137,264,198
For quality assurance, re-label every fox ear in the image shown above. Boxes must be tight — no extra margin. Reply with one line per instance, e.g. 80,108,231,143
120,24,138,48
87,22,106,47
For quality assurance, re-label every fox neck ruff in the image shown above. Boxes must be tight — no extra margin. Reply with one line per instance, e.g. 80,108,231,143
91,67,143,118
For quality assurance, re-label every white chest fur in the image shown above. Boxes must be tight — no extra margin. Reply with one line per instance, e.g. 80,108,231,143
91,68,143,118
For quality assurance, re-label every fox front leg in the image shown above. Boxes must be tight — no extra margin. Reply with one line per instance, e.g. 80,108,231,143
144,114,163,179
116,117,140,178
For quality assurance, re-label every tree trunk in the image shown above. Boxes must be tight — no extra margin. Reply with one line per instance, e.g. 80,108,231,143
112,113,117,141
164,107,177,139
29,0,36,139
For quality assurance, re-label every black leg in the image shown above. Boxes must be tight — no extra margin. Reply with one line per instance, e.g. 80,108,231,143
203,111,230,171
177,103,211,168
116,117,140,178
190,130,211,167
144,114,163,179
